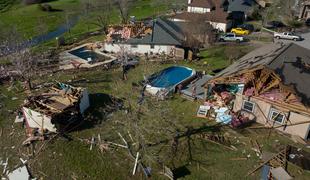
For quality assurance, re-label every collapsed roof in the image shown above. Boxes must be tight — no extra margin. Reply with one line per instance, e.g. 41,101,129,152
22,83,90,133
126,18,185,46
24,83,89,116
209,43,310,107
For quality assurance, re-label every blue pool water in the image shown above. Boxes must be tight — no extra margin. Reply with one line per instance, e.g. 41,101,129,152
69,47,107,64
148,66,194,88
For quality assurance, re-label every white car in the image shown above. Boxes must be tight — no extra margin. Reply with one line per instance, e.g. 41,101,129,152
274,32,302,41
219,33,244,43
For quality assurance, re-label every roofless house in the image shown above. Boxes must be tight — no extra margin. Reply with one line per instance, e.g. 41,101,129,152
205,43,310,140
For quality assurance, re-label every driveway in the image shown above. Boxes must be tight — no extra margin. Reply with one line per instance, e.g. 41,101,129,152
274,31,310,50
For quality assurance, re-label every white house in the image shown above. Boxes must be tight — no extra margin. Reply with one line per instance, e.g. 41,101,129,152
170,0,230,32
104,18,185,59
187,0,214,13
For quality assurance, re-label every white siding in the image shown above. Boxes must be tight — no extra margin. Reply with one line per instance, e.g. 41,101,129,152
104,43,174,55
22,107,57,133
187,6,210,13
170,18,227,32
208,21,227,32
233,94,310,139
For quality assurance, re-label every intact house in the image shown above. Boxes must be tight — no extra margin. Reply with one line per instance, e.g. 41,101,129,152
171,0,230,32
103,18,186,59
226,0,258,22
22,83,90,135
204,43,310,140
170,0,259,32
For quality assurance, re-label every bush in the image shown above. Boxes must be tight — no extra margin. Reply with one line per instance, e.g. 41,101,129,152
38,3,52,12
287,19,303,28
249,7,262,20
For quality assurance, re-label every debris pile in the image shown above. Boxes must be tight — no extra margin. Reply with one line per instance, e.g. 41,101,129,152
106,21,152,43
19,82,90,140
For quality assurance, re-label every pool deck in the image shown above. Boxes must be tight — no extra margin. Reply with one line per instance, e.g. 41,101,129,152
59,43,117,70
180,74,213,100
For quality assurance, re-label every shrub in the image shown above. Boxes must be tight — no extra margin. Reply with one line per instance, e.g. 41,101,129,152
38,3,52,12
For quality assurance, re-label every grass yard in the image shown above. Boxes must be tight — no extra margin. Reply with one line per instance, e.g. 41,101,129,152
0,0,171,47
1,45,310,179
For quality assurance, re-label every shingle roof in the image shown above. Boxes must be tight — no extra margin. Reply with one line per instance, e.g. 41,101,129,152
213,43,310,106
227,0,257,13
126,18,185,46
171,10,229,23
189,0,215,8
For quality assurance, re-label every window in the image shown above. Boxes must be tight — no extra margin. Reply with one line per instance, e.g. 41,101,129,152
150,44,155,49
131,44,137,48
268,108,286,124
242,100,255,112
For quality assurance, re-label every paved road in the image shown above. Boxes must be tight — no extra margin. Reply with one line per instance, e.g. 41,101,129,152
274,31,310,50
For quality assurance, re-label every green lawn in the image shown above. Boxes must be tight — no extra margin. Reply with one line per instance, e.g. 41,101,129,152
1,51,310,179
0,0,171,47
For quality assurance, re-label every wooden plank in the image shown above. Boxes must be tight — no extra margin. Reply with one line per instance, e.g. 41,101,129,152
247,147,288,176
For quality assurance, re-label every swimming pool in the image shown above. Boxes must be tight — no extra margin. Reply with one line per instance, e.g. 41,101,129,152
69,46,110,64
146,66,196,97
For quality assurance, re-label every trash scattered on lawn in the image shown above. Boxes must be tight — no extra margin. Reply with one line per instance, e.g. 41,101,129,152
7,165,31,180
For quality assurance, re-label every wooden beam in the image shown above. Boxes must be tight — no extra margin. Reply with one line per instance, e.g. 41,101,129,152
253,96,310,115
259,78,280,95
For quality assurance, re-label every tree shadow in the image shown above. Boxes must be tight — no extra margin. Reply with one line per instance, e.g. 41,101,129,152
71,93,124,132
172,165,191,179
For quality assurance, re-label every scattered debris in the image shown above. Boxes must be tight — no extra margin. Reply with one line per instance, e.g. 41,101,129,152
162,166,174,180
199,133,236,151
21,82,90,136
270,167,292,180
247,146,289,176
196,105,210,118
7,165,31,180
14,114,24,123
288,146,310,170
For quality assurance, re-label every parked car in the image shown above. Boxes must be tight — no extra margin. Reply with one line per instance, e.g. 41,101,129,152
231,28,249,35
237,24,255,32
305,18,310,26
274,32,302,41
264,21,286,29
219,33,244,42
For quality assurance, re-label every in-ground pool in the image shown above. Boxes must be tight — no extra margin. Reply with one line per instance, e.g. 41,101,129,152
146,66,196,96
69,46,110,64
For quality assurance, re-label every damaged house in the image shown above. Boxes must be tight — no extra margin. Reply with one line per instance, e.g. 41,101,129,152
205,43,310,140
22,83,90,135
104,18,186,59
